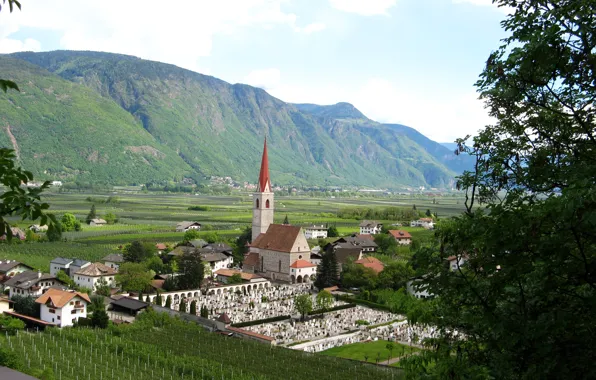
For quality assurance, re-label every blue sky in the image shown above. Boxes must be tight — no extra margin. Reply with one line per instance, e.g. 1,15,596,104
0,0,508,142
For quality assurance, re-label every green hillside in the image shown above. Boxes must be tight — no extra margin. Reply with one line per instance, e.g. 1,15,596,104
1,50,470,188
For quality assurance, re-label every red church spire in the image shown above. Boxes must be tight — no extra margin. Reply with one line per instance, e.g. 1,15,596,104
258,138,271,192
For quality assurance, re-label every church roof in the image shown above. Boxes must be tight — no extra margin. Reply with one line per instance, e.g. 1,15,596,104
257,138,271,192
243,252,260,267
251,224,303,253
290,259,316,268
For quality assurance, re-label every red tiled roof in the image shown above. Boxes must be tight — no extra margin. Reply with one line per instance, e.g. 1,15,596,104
155,243,167,250
355,234,375,241
75,262,117,277
290,259,316,268
215,269,263,281
35,288,90,308
388,230,412,239
217,313,232,324
354,256,384,274
227,326,275,342
257,138,271,192
251,224,303,253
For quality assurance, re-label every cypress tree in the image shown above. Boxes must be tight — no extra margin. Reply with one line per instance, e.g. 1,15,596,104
138,291,143,301
86,204,97,224
179,298,187,313
283,215,290,225
145,295,150,303
165,296,172,308
156,291,162,306
189,300,197,315
315,250,338,289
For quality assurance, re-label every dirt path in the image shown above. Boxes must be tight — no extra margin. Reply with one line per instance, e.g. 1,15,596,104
5,125,20,161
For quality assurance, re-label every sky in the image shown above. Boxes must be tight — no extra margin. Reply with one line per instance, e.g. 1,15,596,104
0,0,508,143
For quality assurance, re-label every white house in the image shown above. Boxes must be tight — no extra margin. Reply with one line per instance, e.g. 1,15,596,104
359,220,383,235
28,224,48,233
0,260,34,278
0,297,14,314
35,288,90,327
407,277,432,299
447,255,468,271
89,218,107,227
176,221,201,232
303,225,328,239
74,262,117,291
102,253,124,270
410,218,434,229
4,271,66,298
201,251,233,277
49,257,91,277
289,259,317,284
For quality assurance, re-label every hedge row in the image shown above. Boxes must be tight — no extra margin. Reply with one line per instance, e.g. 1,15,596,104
308,303,356,315
231,315,290,328
336,295,393,312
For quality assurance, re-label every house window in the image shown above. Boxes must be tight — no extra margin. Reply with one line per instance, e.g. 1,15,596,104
266,199,270,208
57,316,61,320
71,310,77,314
49,309,55,314
70,302,73,305
256,199,259,208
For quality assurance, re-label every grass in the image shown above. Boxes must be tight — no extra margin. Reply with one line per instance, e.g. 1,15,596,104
321,339,419,364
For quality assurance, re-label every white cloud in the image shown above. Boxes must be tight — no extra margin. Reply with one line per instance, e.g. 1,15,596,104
243,68,281,90
295,22,327,34
329,0,397,16
0,0,309,72
0,37,41,53
452,0,511,14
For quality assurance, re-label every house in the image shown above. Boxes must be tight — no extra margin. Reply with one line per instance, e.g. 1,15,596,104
49,257,91,277
188,239,207,248
155,243,167,253
333,236,378,252
74,262,117,291
289,259,317,284
359,220,383,235
0,227,26,241
310,252,323,266
407,277,432,299
410,218,434,229
102,253,124,270
28,224,48,233
89,218,107,227
354,257,385,274
176,221,201,232
447,255,468,271
214,269,266,284
388,230,412,245
0,260,34,279
303,225,328,239
168,246,197,257
4,271,66,298
204,242,233,254
35,288,90,327
0,297,14,314
201,251,233,272
109,297,149,316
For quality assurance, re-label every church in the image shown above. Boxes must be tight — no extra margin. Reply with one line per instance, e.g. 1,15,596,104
243,139,317,283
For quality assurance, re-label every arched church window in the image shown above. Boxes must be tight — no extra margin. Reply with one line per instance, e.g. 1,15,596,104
256,199,259,208
266,199,270,208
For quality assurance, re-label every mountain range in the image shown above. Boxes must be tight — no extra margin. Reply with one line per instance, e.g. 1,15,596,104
0,50,472,188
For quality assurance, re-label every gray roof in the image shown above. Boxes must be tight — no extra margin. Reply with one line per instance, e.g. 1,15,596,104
333,248,363,265
189,239,208,248
3,271,63,290
110,297,149,311
359,220,381,228
50,257,73,265
177,221,201,229
200,252,229,263
204,243,232,252
102,253,124,263
0,261,33,273
71,259,90,267
168,246,196,256
337,236,378,248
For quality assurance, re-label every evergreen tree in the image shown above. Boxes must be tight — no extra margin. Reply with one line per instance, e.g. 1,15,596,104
46,221,62,242
412,204,417,211
200,305,209,318
138,291,143,301
425,209,432,217
86,204,97,224
189,300,197,315
283,215,289,225
165,296,172,308
145,295,150,303
90,309,109,329
315,250,338,289
179,298,187,313
327,225,339,238
178,251,204,290
155,291,162,306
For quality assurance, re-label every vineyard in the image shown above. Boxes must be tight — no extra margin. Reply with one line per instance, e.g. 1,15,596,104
1,311,403,380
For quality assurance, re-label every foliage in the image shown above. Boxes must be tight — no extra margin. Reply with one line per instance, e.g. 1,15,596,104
103,212,118,225
162,276,179,292
10,295,40,318
231,314,290,328
407,1,596,379
189,300,197,315
183,229,202,242
294,294,313,321
164,295,172,308
46,221,63,242
55,269,76,289
177,251,204,290
327,225,339,237
315,290,333,311
202,232,219,244
88,295,105,313
233,226,252,265
314,251,338,289
90,308,109,329
374,233,399,255
200,304,209,318
0,149,56,241
376,261,413,291
0,347,22,372
337,207,419,222
60,213,82,232
340,263,377,290
116,262,153,292
179,298,187,313
144,256,165,274
187,205,210,211
85,204,97,224
123,240,155,263
227,273,242,284
0,315,25,335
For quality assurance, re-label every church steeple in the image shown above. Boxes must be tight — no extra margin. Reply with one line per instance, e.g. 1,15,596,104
252,138,274,241
258,138,271,192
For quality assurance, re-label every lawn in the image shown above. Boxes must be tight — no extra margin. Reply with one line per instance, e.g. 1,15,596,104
321,339,419,364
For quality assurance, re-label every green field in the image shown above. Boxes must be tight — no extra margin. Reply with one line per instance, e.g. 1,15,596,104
1,311,403,380
321,339,419,364
0,191,461,270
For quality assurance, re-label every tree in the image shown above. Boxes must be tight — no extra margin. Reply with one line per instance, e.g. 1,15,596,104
327,225,339,237
86,204,97,224
104,212,118,224
377,261,413,291
165,295,172,308
123,241,154,263
202,231,219,244
90,308,109,329
183,229,202,242
294,294,313,321
94,278,111,296
200,304,209,318
0,315,25,335
283,215,290,225
386,342,394,364
425,209,431,217
178,251,204,290
155,290,163,306
179,298,187,312
227,273,242,284
314,250,339,289
162,276,179,291
46,221,62,242
315,290,333,311
10,295,39,318
88,295,105,313
138,291,143,301
408,1,596,379
55,269,76,289
145,256,165,274
60,213,82,232
116,262,153,292
340,263,376,290
374,234,398,255
233,226,252,265
189,300,197,315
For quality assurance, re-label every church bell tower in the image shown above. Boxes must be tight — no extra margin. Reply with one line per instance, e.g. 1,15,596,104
252,138,274,241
